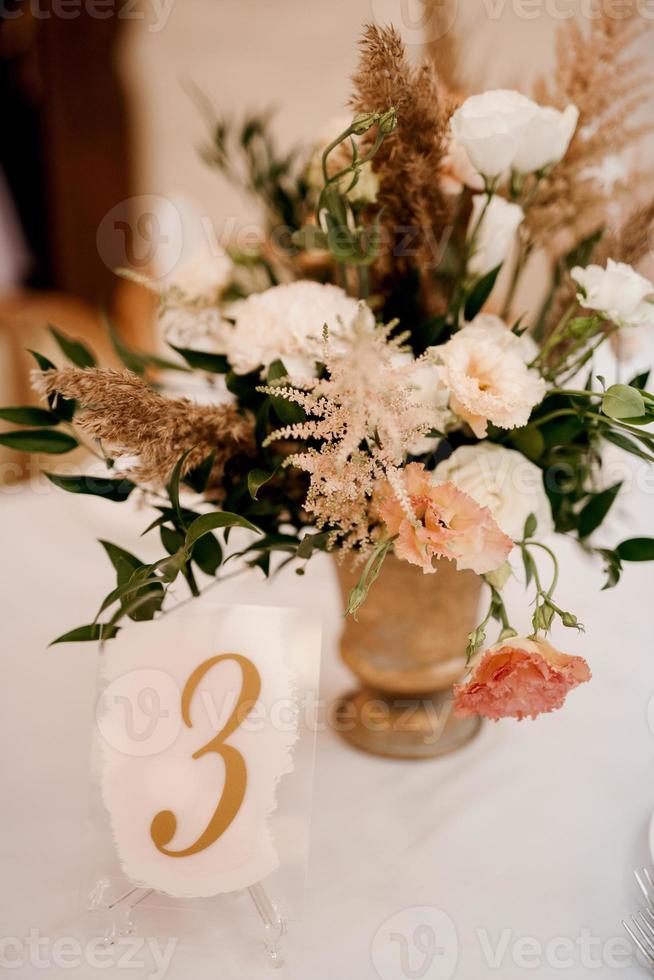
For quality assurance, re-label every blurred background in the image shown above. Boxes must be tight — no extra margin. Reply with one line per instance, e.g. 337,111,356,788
1,0,653,480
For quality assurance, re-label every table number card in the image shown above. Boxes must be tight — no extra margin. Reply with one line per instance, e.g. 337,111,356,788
95,604,317,899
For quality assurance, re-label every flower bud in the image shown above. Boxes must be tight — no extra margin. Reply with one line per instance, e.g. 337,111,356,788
351,112,377,136
378,107,398,134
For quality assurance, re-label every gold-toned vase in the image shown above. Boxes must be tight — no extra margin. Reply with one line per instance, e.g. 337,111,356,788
335,555,483,759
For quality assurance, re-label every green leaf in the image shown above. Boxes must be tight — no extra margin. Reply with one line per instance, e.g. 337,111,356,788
50,623,120,645
598,548,622,590
185,511,262,551
0,406,59,426
578,482,622,538
160,525,185,555
105,316,189,375
616,538,654,562
0,429,78,454
167,449,194,529
247,468,274,500
522,548,536,587
183,452,216,494
267,360,306,425
192,532,223,575
296,530,331,559
48,325,96,368
170,346,229,373
464,265,501,321
28,350,76,422
629,369,650,390
602,429,654,464
602,384,646,421
99,540,143,587
45,472,135,502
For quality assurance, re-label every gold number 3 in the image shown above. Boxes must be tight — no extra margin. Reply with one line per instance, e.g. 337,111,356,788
150,653,261,858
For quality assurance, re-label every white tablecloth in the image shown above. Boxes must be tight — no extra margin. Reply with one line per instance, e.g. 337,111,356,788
1,448,653,979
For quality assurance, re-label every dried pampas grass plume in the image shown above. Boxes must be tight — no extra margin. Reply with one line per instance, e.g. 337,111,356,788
35,367,255,490
350,24,452,286
528,0,653,254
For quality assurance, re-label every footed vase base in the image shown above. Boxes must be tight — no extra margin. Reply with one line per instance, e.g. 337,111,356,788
334,687,482,760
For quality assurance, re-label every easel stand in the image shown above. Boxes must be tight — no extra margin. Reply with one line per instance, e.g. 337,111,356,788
87,877,288,968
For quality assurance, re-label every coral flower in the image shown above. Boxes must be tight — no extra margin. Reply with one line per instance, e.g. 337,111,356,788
453,637,591,721
379,463,514,575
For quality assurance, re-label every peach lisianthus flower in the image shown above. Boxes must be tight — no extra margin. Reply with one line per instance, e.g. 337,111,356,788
453,637,591,721
437,318,546,438
379,462,513,575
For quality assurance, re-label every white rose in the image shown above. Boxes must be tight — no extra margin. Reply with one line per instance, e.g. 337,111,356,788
436,316,547,438
468,194,524,277
168,245,233,305
433,443,553,540
222,281,363,377
450,90,537,179
512,105,579,174
571,259,654,328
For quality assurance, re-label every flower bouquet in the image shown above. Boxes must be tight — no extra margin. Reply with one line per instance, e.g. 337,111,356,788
4,14,654,737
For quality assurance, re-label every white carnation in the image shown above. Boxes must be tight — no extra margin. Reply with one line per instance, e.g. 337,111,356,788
168,244,233,305
436,315,547,438
222,281,363,377
434,443,553,540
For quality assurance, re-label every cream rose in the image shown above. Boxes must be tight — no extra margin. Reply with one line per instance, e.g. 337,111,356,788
433,443,552,540
467,194,524,278
571,259,654,328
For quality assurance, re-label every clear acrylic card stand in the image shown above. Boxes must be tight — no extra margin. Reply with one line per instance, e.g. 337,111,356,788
78,599,321,971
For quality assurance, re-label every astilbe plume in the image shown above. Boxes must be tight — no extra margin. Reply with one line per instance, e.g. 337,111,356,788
528,1,652,255
258,307,435,555
35,367,255,491
350,24,452,294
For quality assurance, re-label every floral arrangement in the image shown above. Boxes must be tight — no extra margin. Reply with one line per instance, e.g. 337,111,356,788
3,14,654,724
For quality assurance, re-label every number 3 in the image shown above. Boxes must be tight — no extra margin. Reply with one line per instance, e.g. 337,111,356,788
150,654,261,858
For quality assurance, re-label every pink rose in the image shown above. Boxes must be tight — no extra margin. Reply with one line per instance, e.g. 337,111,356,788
453,637,591,721
379,462,514,575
